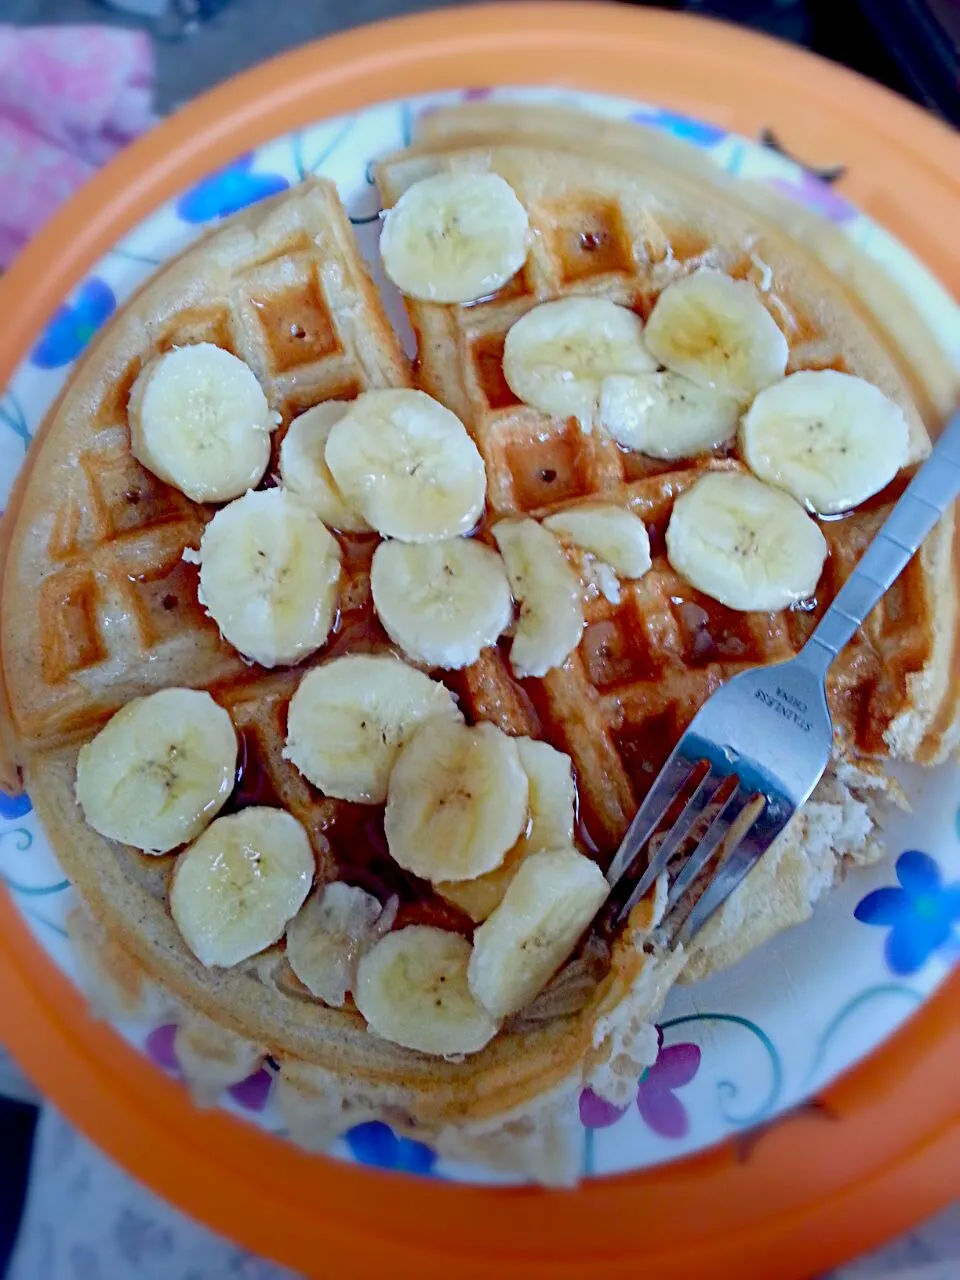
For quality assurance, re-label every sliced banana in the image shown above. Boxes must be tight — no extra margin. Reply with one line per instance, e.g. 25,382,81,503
665,470,828,612
599,371,741,459
491,518,585,678
191,487,341,668
370,537,513,670
467,847,609,1018
355,925,499,1057
502,297,655,431
740,369,910,515
384,719,529,883
436,737,576,922
644,269,788,401
324,389,486,543
170,807,314,969
278,401,370,533
128,343,273,503
283,654,462,804
380,171,530,304
286,881,396,1006
543,502,652,579
75,688,237,855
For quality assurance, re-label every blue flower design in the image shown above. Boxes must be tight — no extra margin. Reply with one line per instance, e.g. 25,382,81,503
0,791,32,820
855,851,960,975
630,109,726,148
30,278,116,369
344,1121,437,1175
177,154,289,223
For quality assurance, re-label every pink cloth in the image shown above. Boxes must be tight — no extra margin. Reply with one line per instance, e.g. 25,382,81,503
0,26,156,267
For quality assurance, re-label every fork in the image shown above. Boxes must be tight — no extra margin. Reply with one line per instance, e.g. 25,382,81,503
604,407,960,946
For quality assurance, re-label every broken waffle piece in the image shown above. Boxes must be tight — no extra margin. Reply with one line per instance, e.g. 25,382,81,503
355,925,500,1056
370,536,513,670
740,369,909,515
75,688,237,855
380,171,530,304
190,487,341,668
170,807,314,969
129,343,274,503
286,882,397,1006
665,470,827,611
492,517,585,677
643,268,788,401
468,848,610,1019
324,388,487,542
283,653,462,804
502,296,655,432
384,719,529,883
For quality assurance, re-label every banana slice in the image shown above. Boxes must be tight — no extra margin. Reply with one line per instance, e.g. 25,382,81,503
278,401,370,533
491,518,585,678
436,737,576,922
665,470,828,612
325,389,486,543
380,171,530,304
644,269,788,401
543,503,652,579
599,371,741,459
283,654,462,804
75,688,237,855
286,881,397,1006
384,719,529,883
503,297,655,431
355,925,499,1057
467,847,609,1018
740,369,910,515
129,343,273,503
370,537,513,670
170,807,314,968
191,487,341,668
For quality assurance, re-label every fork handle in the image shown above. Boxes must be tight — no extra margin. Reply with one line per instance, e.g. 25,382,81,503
804,406,960,674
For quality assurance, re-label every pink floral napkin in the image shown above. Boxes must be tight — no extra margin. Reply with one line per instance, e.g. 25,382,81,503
0,25,156,268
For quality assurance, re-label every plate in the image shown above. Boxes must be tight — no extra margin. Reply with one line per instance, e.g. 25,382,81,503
0,7,958,1277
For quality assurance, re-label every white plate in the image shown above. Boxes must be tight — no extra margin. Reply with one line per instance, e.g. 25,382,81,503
1,86,958,1184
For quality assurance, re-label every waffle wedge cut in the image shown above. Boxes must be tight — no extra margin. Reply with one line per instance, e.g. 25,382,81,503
375,107,960,980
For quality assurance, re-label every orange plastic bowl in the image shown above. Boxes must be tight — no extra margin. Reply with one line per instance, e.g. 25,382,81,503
0,7,957,1278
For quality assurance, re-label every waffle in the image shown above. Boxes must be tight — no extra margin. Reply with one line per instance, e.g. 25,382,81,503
1,123,957,1184
375,116,960,972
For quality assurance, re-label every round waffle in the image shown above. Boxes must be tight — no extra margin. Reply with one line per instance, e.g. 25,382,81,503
1,113,957,1184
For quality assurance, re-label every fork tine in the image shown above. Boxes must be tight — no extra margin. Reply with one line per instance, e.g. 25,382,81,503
674,794,776,945
612,766,724,926
663,776,742,914
605,752,702,890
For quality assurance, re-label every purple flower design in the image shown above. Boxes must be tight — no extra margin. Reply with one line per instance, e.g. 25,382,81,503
767,173,858,224
630,108,726,148
30,278,116,369
176,153,289,223
144,1022,274,1112
579,1030,702,1139
855,850,960,975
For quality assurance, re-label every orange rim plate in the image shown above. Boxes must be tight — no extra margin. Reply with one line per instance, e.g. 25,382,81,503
0,6,958,1277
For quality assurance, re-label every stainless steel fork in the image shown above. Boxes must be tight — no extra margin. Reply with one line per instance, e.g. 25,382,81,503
604,407,960,945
